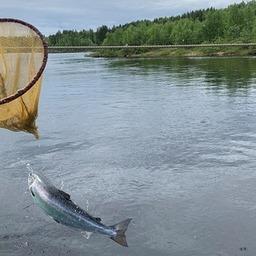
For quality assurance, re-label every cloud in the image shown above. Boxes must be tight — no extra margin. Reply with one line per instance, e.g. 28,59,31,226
0,0,242,35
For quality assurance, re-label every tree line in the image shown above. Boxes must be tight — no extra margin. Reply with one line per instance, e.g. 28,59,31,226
47,1,256,46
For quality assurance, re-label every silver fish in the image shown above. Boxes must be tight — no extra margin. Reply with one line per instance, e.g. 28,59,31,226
28,172,132,247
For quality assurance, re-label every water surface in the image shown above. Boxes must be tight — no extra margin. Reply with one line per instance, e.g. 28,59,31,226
1,54,256,256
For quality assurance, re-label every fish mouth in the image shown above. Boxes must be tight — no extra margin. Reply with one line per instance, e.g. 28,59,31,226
28,172,43,188
28,172,38,188
28,173,34,188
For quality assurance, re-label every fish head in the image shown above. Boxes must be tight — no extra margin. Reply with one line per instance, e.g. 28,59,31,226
28,172,40,196
28,172,40,187
28,171,53,187
28,172,49,199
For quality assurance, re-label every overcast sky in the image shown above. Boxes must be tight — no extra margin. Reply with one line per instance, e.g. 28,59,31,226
1,0,243,35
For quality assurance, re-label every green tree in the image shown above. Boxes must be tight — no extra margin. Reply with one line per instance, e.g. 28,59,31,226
95,26,109,45
202,10,225,42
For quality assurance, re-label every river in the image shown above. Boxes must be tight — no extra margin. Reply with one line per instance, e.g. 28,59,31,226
1,53,256,256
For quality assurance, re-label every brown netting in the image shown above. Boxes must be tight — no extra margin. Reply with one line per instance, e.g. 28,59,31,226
0,19,48,139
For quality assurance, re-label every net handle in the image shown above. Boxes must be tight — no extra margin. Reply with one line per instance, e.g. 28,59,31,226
0,18,48,105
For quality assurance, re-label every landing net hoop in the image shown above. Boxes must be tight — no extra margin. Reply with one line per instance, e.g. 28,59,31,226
0,18,48,138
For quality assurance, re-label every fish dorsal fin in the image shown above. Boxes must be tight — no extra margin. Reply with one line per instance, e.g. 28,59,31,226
81,231,93,239
58,189,71,200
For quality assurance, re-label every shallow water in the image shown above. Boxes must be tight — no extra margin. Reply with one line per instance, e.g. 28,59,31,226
1,53,256,256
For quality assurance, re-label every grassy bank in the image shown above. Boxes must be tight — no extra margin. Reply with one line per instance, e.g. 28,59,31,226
90,46,256,58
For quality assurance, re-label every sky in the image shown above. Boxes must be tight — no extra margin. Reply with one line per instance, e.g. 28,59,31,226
0,0,243,35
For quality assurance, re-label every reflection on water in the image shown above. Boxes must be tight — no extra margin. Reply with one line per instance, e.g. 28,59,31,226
109,57,256,93
1,53,256,256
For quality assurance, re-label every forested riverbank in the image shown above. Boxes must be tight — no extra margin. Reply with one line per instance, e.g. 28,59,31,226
47,1,256,57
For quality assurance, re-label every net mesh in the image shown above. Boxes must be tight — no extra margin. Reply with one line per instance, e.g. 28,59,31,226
0,19,47,139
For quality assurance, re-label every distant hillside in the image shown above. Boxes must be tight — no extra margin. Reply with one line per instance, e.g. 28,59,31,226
47,1,256,47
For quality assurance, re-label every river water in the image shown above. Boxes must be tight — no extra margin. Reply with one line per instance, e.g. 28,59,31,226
1,53,256,256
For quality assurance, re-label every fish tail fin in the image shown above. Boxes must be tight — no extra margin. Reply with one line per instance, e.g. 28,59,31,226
110,218,132,247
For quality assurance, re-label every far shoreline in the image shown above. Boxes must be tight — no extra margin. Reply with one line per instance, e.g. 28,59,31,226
89,47,256,58
48,47,256,58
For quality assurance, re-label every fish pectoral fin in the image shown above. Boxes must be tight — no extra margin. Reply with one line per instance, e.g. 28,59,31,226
81,231,93,240
53,218,60,224
94,217,102,222
58,189,71,200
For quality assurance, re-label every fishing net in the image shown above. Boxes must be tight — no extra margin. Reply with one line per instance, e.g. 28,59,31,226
0,19,48,139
